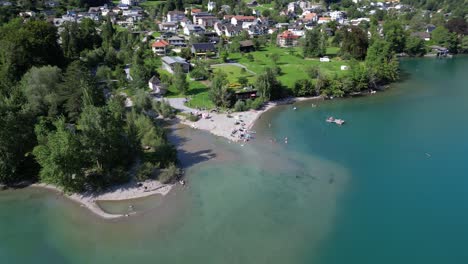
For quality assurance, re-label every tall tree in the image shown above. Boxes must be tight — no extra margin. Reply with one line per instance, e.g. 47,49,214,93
303,28,326,58
383,20,407,53
172,64,189,95
339,26,369,60
20,66,63,117
209,71,230,107
255,68,283,100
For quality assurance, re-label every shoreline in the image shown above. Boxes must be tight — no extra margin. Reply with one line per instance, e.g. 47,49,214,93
179,96,324,142
31,180,173,219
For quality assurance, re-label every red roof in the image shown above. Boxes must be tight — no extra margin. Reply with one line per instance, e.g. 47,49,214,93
152,40,169,48
191,8,202,13
304,13,317,21
278,30,299,39
319,17,331,21
233,15,255,21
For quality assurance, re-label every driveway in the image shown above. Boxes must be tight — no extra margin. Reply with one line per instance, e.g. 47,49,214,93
155,97,195,113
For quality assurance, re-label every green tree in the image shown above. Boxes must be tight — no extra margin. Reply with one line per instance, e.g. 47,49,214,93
339,26,369,60
405,35,427,56
33,118,86,191
172,64,189,95
59,61,103,122
209,71,230,107
20,66,63,117
255,68,283,100
0,96,37,184
383,20,407,53
303,28,326,57
431,26,459,53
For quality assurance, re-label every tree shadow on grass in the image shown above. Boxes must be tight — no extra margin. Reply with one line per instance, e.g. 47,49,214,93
186,86,209,96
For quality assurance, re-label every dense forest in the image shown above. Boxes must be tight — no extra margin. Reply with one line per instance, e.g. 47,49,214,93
0,17,178,192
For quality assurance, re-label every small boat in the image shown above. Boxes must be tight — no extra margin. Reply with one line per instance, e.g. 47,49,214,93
293,107,297,110
334,119,345,125
326,117,335,123
179,180,185,185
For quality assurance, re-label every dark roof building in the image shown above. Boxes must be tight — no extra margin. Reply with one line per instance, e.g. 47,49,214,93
191,43,217,56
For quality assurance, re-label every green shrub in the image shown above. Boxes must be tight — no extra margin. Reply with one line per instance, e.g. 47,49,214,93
251,98,264,110
158,163,180,184
187,113,200,122
234,100,248,112
136,162,155,182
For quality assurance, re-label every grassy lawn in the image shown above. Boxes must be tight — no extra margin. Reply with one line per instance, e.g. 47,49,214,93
159,69,214,109
211,65,256,86
228,46,351,89
140,0,166,8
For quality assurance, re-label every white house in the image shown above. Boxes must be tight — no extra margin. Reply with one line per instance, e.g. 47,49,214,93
148,76,167,95
207,1,216,12
121,0,134,5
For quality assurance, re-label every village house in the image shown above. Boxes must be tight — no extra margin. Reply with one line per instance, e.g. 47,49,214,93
214,22,243,37
191,43,217,57
167,10,185,23
277,30,300,47
239,40,255,52
159,22,178,32
183,24,206,35
148,76,167,95
152,40,170,55
318,17,332,24
231,15,256,26
161,56,190,74
167,36,186,47
207,1,216,12
411,31,431,41
303,12,318,22
193,12,218,27
121,0,135,5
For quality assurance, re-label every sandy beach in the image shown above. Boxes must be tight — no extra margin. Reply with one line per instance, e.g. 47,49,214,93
178,96,323,142
33,181,173,219
23,96,322,219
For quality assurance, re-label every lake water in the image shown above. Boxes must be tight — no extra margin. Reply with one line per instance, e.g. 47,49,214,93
1,57,468,263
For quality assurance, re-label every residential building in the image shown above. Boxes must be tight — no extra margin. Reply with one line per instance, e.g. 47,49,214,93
231,15,255,26
167,10,185,22
208,1,216,12
167,36,186,47
148,76,167,95
318,17,332,24
193,12,217,27
239,40,255,52
152,40,170,55
191,43,216,57
183,24,206,35
161,56,190,74
159,22,178,32
277,30,300,47
121,0,135,5
303,12,318,22
411,32,431,41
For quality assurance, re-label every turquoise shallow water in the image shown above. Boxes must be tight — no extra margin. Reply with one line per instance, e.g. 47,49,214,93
1,57,468,263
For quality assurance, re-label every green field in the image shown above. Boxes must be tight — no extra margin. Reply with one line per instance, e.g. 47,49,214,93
140,0,166,8
228,46,351,88
211,65,256,86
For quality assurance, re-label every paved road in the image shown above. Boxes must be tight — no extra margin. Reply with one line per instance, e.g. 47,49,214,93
155,97,195,113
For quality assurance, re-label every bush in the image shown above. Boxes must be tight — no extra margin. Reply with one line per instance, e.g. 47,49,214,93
234,100,248,112
152,100,175,118
158,163,180,184
136,162,155,182
187,113,200,122
251,98,264,110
